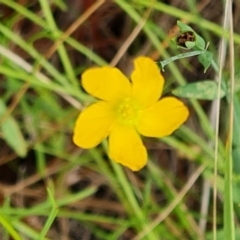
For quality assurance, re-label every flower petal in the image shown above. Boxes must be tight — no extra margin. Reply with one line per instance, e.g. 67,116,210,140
109,125,147,171
82,66,131,101
131,56,164,108
73,102,114,148
137,97,189,137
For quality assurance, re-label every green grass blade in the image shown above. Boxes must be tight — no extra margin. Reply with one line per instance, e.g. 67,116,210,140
0,215,21,240
36,183,59,240
39,0,77,86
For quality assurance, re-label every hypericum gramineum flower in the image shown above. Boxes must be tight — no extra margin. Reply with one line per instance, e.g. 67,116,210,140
73,56,189,171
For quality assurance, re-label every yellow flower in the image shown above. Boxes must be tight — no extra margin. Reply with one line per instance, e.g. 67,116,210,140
73,56,189,171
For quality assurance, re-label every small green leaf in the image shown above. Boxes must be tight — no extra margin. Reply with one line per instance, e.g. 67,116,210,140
198,51,213,72
185,41,196,49
194,33,206,50
172,80,226,100
0,99,27,157
177,20,194,32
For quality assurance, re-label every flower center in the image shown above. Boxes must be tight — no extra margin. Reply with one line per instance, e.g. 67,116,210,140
116,97,139,125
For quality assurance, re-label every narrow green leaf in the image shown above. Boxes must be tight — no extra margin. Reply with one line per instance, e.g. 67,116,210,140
36,184,58,240
198,51,213,72
159,50,204,71
172,80,226,100
52,0,67,10
0,99,27,157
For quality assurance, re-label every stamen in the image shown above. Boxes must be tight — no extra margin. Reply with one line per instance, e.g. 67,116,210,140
117,98,139,125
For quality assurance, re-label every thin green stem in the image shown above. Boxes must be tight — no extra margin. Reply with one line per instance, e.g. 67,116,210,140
159,50,205,71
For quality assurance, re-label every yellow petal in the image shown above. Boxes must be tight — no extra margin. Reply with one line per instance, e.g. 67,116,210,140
73,102,114,148
131,56,164,108
82,66,131,101
108,125,147,171
137,97,189,137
